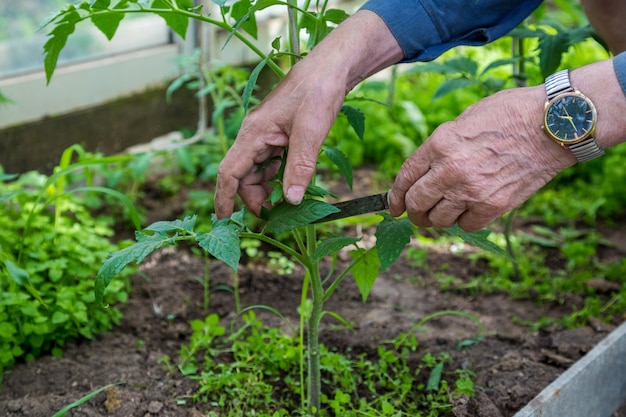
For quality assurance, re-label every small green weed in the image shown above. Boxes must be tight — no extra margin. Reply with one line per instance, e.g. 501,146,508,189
171,312,475,416
0,149,135,375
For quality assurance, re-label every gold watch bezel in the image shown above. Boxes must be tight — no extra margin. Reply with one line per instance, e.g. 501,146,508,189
542,90,598,146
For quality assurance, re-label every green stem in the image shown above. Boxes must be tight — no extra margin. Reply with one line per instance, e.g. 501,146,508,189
323,248,368,301
240,232,308,267
504,209,521,281
203,251,210,311
232,270,241,314
305,224,323,416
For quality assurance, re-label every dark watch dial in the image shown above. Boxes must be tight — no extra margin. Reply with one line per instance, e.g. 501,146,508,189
544,93,596,143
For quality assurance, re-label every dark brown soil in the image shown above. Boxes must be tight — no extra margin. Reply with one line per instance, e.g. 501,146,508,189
1,167,624,417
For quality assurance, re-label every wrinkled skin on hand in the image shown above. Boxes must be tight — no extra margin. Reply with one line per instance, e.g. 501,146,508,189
389,86,576,232
214,61,347,218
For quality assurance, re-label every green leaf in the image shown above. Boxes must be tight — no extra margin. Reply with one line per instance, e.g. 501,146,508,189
268,181,283,205
4,259,29,286
445,56,478,76
405,61,462,75
324,146,353,190
375,214,413,272
243,55,270,112
305,184,337,199
196,225,241,271
51,311,70,325
90,10,125,40
349,248,379,302
432,78,481,101
266,200,340,234
313,236,361,263
537,32,570,77
51,383,122,417
324,8,349,24
444,224,513,261
153,0,189,39
145,215,197,234
95,231,174,303
43,6,81,84
231,0,257,39
340,104,365,141
426,362,444,391
0,322,17,339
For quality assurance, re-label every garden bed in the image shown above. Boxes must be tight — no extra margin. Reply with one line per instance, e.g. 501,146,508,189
1,168,625,417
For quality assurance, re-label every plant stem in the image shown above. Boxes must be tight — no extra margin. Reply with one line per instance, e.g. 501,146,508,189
504,209,521,281
232,270,241,315
305,224,323,415
203,251,210,311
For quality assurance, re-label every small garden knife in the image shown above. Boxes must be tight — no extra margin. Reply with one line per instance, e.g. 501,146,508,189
314,190,390,223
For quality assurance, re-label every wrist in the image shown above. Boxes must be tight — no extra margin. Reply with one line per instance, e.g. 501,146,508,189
303,10,403,93
569,59,626,150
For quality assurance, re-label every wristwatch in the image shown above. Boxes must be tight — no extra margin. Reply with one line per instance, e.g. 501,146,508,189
542,69,604,162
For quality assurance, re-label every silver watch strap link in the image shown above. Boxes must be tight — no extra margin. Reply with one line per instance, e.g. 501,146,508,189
546,69,573,99
545,70,605,162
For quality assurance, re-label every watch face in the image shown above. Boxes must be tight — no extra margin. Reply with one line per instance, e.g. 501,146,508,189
544,92,596,143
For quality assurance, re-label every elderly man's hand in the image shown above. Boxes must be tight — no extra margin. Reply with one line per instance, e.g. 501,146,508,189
389,85,575,231
214,10,403,219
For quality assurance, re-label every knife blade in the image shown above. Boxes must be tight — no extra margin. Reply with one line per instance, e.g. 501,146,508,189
314,190,390,223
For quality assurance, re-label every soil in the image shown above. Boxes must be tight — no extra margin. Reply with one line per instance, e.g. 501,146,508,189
1,167,625,417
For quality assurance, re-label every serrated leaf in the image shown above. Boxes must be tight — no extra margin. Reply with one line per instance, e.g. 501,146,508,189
266,200,340,234
375,214,413,272
305,184,336,199
444,224,513,261
153,0,189,39
196,225,240,271
445,56,478,76
90,0,111,8
267,181,283,205
230,207,247,225
340,104,365,141
253,0,279,11
91,10,125,40
313,236,361,263
538,32,569,77
324,8,349,24
43,7,81,84
96,231,173,303
349,248,379,302
145,215,197,233
432,77,480,101
324,146,353,190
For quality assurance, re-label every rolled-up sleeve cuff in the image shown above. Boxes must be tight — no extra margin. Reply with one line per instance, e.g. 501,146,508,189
615,51,626,98
360,0,541,63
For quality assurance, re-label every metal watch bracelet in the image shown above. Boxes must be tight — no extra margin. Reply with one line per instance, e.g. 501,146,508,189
545,69,604,162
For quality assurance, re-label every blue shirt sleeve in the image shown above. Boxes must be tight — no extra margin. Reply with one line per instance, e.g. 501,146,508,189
615,51,626,99
360,0,543,62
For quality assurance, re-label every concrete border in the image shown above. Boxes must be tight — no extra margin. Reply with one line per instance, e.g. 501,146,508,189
514,321,626,417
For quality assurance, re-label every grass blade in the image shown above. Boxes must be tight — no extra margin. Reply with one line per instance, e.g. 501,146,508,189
51,382,122,417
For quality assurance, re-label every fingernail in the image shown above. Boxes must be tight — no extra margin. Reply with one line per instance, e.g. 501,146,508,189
286,186,304,205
